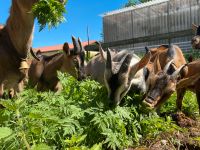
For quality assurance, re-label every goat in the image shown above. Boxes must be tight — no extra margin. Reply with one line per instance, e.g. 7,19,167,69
0,0,66,98
191,23,200,49
85,43,151,106
29,36,86,91
142,44,186,110
175,60,200,114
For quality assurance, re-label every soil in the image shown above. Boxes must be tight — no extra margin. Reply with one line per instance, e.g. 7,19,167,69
131,112,200,150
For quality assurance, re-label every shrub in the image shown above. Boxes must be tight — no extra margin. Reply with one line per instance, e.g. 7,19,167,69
0,73,182,149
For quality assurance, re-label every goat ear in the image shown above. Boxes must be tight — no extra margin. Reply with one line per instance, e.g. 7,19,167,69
36,50,42,55
130,51,151,77
72,36,80,53
118,54,132,74
30,47,40,61
78,37,85,52
176,73,200,89
63,42,70,55
192,23,198,31
97,42,106,61
171,64,187,80
145,46,150,54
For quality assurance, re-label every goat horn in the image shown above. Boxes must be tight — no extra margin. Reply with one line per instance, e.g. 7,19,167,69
30,47,40,61
171,64,187,79
163,59,174,73
72,35,80,53
119,53,132,74
145,46,150,54
78,37,84,52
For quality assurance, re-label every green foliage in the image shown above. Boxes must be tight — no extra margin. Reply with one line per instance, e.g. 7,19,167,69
140,113,181,138
32,0,67,31
160,92,199,117
0,73,187,149
0,127,13,140
184,48,200,62
124,0,151,7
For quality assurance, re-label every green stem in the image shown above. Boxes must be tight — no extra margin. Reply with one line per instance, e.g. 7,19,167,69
16,109,31,150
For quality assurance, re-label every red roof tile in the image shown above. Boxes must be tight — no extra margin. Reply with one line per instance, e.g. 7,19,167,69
0,24,4,29
35,40,96,53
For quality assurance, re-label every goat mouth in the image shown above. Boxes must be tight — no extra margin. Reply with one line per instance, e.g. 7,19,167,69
142,97,157,108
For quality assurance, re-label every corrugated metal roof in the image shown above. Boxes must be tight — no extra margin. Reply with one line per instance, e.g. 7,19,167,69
102,0,169,17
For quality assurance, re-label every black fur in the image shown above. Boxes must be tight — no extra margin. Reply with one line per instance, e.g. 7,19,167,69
167,44,176,59
197,26,200,36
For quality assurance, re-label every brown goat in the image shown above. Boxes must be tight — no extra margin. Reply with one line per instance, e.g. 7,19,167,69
0,0,65,98
176,60,200,114
142,44,186,110
29,36,86,91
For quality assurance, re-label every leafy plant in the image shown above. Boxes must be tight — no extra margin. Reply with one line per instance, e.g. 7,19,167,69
0,73,190,149
32,0,67,31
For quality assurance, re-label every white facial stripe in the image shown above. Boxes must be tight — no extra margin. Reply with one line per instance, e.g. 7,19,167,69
130,56,140,67
114,84,126,105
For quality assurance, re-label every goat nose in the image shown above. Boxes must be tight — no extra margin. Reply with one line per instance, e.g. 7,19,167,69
144,95,156,105
145,98,153,104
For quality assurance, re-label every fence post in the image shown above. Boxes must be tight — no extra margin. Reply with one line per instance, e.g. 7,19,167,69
167,1,171,45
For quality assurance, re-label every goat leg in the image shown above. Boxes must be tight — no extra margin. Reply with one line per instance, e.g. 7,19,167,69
0,84,5,108
176,88,186,112
0,83,4,98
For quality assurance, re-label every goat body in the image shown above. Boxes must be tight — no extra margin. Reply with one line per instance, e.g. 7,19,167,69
176,60,200,113
29,36,86,91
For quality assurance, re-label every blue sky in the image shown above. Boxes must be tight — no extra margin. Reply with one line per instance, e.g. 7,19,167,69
0,0,128,48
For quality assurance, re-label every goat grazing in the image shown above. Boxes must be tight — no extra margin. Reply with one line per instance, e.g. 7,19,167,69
29,36,86,91
85,43,151,106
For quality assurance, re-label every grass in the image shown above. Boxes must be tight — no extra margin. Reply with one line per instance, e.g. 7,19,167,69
160,91,199,117
0,73,199,149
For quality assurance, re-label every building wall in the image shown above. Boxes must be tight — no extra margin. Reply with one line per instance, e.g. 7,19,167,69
103,0,200,53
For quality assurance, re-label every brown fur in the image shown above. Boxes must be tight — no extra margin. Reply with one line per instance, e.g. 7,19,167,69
0,0,37,97
29,37,86,92
147,45,169,57
176,60,200,113
0,0,65,97
143,45,186,110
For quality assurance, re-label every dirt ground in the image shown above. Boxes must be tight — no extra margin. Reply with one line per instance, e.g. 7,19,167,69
131,112,200,150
